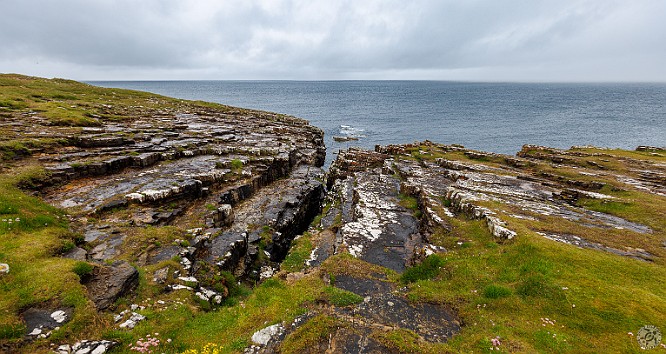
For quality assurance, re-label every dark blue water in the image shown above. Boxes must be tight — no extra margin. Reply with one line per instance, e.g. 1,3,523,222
90,81,666,164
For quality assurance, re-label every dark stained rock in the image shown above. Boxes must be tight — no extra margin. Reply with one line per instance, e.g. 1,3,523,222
96,198,128,213
334,274,392,297
203,165,325,279
349,291,460,342
89,234,125,262
148,245,183,264
84,261,139,310
22,308,72,337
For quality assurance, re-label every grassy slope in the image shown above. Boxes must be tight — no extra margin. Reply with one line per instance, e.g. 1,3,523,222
0,75,328,353
397,144,666,353
1,75,665,353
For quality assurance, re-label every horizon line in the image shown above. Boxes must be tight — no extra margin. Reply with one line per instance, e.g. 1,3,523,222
84,78,666,84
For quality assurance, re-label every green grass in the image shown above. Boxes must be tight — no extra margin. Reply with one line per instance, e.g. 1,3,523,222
72,261,94,278
322,286,363,307
398,194,419,211
230,159,243,172
281,233,313,272
401,254,446,283
483,284,512,299
161,276,325,353
404,222,666,352
279,315,342,354
0,179,99,347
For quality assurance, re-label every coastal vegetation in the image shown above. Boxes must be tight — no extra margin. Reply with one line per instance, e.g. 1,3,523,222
0,74,664,353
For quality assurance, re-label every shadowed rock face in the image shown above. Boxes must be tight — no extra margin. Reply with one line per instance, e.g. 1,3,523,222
200,165,325,278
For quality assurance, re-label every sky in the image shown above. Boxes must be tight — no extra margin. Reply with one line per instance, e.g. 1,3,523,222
1,0,665,81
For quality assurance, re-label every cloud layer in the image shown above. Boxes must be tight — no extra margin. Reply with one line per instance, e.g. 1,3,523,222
2,0,665,81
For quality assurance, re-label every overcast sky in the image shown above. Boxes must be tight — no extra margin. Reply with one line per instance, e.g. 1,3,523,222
1,0,665,81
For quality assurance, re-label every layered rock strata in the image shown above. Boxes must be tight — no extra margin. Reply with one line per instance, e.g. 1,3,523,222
248,141,664,351
10,96,326,311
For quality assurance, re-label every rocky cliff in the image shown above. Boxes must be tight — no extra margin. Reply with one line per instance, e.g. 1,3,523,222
1,75,665,353
0,75,329,352
242,141,664,352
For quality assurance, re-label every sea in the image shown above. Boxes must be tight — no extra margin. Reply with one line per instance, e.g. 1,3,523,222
89,81,666,166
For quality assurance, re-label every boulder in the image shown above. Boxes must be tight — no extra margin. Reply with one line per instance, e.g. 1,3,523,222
84,261,139,310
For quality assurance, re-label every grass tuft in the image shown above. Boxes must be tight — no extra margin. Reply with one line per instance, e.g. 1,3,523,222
322,286,363,307
483,284,512,299
401,254,445,283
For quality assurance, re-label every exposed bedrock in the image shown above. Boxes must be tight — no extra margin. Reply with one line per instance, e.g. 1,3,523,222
246,146,463,352
25,103,326,309
260,140,663,354
319,142,659,275
199,165,325,278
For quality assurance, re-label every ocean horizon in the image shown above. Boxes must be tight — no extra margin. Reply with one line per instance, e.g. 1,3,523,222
90,80,666,166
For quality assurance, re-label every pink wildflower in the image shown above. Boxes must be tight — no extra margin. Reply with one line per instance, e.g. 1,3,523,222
491,336,501,348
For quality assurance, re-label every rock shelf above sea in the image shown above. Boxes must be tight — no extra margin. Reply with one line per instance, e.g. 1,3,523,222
1,75,665,353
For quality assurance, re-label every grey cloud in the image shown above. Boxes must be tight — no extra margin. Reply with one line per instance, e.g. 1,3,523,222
1,0,664,81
